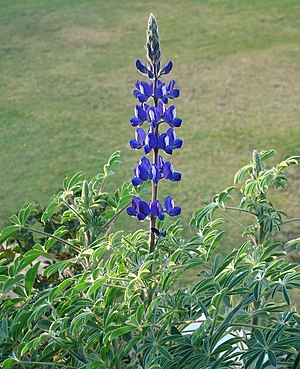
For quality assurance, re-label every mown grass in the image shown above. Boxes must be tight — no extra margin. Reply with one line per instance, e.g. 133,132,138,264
1,0,299,250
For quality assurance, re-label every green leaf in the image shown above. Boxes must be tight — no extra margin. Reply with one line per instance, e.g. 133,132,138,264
157,345,173,361
267,350,277,367
136,302,145,325
25,261,41,296
234,164,252,185
41,201,59,223
207,231,225,260
254,329,265,344
2,358,18,369
49,278,73,302
292,352,300,369
0,225,21,244
18,202,37,225
108,325,134,341
87,277,106,297
64,171,84,191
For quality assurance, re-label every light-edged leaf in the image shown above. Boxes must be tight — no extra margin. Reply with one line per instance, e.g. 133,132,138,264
25,261,41,296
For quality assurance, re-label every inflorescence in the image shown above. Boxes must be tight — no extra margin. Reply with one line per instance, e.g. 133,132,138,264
127,14,182,233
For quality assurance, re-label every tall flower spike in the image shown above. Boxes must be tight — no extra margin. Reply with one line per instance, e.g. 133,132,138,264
128,14,182,251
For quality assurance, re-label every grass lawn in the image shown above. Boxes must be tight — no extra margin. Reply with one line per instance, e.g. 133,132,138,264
1,0,299,250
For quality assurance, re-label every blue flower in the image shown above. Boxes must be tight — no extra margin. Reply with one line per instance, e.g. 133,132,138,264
130,104,149,126
164,196,181,216
136,59,154,79
129,128,146,149
149,164,162,185
166,80,180,99
163,162,181,181
147,106,162,127
155,79,180,104
158,128,183,154
133,81,153,103
164,105,182,128
144,126,157,154
132,156,151,186
127,196,151,221
149,199,164,220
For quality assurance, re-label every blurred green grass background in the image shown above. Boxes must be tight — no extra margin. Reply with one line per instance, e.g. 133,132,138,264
1,0,299,246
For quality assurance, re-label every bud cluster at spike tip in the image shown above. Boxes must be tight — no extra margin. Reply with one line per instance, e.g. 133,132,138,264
127,14,183,225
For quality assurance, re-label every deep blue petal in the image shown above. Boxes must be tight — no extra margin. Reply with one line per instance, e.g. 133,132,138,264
138,94,149,103
173,139,183,149
138,200,151,216
171,172,181,181
158,134,166,149
164,196,174,214
150,164,161,184
158,211,164,221
132,177,142,186
157,155,164,170
130,117,142,126
167,80,175,91
144,145,151,154
161,60,173,75
137,165,149,180
136,127,146,143
133,89,140,98
166,128,175,145
155,87,163,99
164,146,173,155
150,200,159,217
132,196,140,208
164,106,176,123
169,206,181,216
170,118,182,127
148,133,157,148
135,105,148,121
136,59,148,74
127,207,137,216
129,140,142,149
162,95,168,104
141,81,153,97
140,156,151,169
163,162,172,179
169,89,180,99
137,212,146,221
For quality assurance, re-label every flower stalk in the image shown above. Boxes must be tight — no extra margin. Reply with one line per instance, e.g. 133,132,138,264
127,14,183,253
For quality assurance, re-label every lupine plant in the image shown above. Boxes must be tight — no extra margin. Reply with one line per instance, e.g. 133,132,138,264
1,14,300,369
127,14,182,253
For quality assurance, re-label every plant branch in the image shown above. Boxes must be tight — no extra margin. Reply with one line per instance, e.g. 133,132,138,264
282,217,300,225
224,206,256,216
24,226,81,252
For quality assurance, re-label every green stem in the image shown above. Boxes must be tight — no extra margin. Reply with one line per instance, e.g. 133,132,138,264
220,210,257,246
24,226,81,252
95,201,131,238
62,199,85,222
282,217,300,225
224,206,256,216
220,210,247,231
